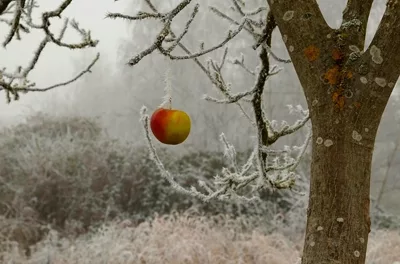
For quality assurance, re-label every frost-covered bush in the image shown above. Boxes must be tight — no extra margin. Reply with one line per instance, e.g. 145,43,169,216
0,114,307,249
0,114,397,260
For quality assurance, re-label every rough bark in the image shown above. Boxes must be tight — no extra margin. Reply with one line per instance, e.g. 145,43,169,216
341,0,374,48
302,108,378,264
266,0,400,263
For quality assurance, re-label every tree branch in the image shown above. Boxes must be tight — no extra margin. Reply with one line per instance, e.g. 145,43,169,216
140,106,310,201
111,0,311,199
2,0,22,47
106,11,164,21
266,0,333,98
160,19,246,60
40,0,98,49
0,0,99,102
208,5,259,38
341,0,374,49
358,0,400,103
0,53,99,94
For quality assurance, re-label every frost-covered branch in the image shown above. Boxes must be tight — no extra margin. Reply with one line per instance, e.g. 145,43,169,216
108,0,258,124
2,0,23,46
0,53,99,93
160,19,246,60
107,0,193,66
208,6,259,38
0,0,99,103
165,4,199,53
141,106,311,202
108,0,248,65
266,105,310,145
113,0,311,200
106,11,164,21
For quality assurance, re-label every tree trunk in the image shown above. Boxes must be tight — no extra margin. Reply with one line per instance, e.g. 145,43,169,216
265,1,400,263
301,106,379,264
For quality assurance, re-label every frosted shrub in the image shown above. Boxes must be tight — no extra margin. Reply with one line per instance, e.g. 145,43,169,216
0,114,309,254
2,213,399,264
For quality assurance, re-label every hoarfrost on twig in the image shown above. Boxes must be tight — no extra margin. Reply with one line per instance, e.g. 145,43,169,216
113,0,312,201
0,0,99,103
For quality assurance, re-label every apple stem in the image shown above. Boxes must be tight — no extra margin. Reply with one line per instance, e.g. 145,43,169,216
163,59,173,110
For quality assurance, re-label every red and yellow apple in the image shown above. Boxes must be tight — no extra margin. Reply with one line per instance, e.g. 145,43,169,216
150,108,191,145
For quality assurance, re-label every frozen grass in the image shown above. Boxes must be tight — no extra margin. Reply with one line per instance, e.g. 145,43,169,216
1,213,399,264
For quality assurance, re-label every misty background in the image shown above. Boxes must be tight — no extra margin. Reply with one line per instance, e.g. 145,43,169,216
0,0,399,216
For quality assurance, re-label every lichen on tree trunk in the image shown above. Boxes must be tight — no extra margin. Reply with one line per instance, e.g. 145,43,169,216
266,0,400,263
301,108,378,264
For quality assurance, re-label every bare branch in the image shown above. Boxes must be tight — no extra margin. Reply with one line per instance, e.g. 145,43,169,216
127,21,171,66
108,0,193,66
140,106,310,201
203,57,255,125
0,0,99,102
2,0,22,47
269,111,310,145
203,85,260,104
57,17,68,41
203,64,283,104
161,18,246,60
230,53,255,76
106,11,164,21
41,1,98,49
111,0,257,129
264,44,291,63
245,6,267,16
144,0,157,13
218,46,228,70
140,106,258,202
0,53,99,99
115,0,312,202
361,0,400,96
166,4,199,53
231,0,255,32
208,6,259,38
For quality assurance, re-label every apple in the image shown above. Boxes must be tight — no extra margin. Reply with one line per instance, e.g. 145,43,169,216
150,108,191,145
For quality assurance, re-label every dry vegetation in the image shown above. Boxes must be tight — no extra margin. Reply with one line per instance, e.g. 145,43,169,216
0,114,399,263
1,214,399,264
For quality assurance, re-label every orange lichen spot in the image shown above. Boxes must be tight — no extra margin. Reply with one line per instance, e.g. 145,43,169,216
304,45,320,62
354,102,361,109
324,66,340,85
332,48,344,61
336,96,345,110
332,88,345,111
346,71,353,79
332,90,340,102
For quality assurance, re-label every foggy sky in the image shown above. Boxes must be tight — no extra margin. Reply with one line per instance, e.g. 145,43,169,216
0,0,136,126
0,0,395,127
